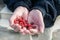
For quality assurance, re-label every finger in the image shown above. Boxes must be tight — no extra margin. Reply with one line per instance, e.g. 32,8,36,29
25,30,30,34
24,29,31,34
15,24,21,29
39,26,44,33
19,28,25,33
30,25,38,34
19,29,26,35
20,27,30,35
14,26,18,32
20,27,27,35
14,27,20,32
9,15,17,26
30,29,38,34
9,20,14,28
13,24,20,32
9,24,14,28
9,19,14,26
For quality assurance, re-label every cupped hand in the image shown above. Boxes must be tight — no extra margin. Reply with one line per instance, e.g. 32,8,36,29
9,6,30,35
28,10,45,35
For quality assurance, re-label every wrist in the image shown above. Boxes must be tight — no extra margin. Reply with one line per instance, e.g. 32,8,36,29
13,6,29,14
18,6,28,10
31,9,43,15
15,6,28,11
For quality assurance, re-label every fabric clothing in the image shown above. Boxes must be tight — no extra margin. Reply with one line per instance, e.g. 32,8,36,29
3,0,60,28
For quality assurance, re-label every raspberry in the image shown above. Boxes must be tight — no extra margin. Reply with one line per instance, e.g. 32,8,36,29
14,16,33,30
14,18,19,24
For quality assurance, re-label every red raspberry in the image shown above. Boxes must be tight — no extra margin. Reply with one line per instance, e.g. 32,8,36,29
14,16,33,30
14,19,19,24
20,22,24,27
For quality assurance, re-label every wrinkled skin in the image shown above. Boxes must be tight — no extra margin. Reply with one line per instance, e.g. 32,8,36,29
10,6,29,35
9,6,45,35
28,10,45,35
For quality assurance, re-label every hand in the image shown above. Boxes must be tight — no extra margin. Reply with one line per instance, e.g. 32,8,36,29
28,10,45,35
9,6,30,35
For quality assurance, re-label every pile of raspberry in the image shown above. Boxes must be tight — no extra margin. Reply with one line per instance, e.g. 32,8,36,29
14,17,33,30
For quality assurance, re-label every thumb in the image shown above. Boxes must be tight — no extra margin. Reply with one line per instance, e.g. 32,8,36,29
9,19,14,28
9,15,16,28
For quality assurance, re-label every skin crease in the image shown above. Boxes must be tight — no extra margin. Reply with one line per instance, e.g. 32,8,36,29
9,6,45,35
28,10,45,35
10,6,29,34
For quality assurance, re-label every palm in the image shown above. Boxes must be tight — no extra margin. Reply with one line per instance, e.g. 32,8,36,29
28,10,44,34
10,7,29,33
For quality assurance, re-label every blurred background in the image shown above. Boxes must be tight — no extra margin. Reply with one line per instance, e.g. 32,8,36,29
0,0,5,10
0,0,5,19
